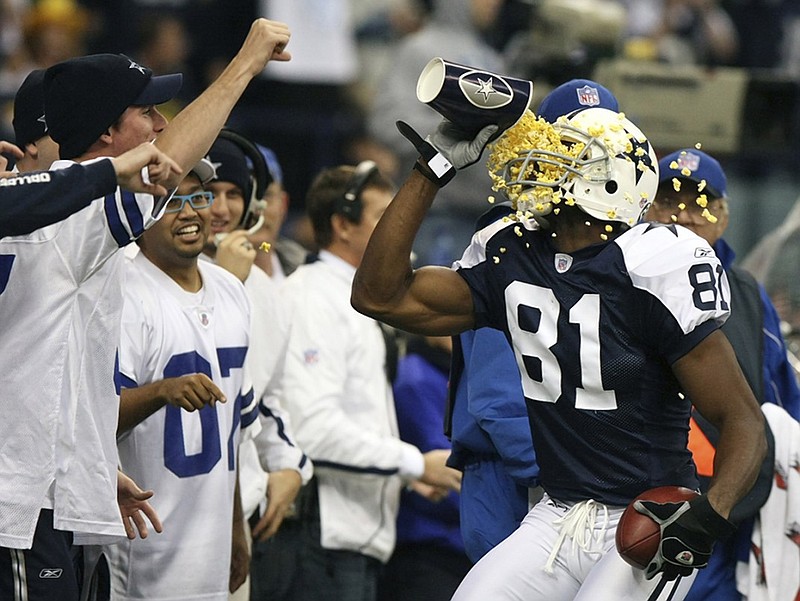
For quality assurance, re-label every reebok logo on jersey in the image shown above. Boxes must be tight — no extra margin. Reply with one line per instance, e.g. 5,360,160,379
0,173,52,187
694,248,713,258
39,568,63,579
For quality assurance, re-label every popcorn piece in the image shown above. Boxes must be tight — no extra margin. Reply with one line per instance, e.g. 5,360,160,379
259,242,271,253
514,225,523,237
488,195,496,204
672,178,681,192
697,180,707,192
600,233,608,241
604,224,613,233
701,208,718,223
695,142,702,149
696,194,708,208
678,203,686,211
681,167,692,177
493,256,500,264
500,247,507,254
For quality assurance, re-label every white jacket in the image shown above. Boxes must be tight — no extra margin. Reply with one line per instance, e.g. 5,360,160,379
279,251,424,562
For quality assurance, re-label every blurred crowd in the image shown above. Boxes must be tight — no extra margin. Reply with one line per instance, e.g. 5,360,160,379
2,0,800,220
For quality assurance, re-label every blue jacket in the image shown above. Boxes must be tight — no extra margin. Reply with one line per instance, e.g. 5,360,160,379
393,339,465,554
448,327,539,561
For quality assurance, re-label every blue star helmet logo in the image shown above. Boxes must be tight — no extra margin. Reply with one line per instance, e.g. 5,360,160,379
619,136,656,185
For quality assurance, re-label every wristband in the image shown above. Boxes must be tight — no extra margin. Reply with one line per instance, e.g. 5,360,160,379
397,120,456,187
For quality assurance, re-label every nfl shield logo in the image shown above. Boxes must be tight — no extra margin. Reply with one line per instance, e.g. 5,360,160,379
196,309,210,327
676,152,700,172
304,349,319,365
554,253,573,273
576,85,600,108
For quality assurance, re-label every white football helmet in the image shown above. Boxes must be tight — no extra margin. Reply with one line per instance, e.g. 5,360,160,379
497,107,659,226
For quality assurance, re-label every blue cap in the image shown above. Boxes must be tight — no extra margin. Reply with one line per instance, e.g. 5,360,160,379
658,149,727,199
536,79,619,123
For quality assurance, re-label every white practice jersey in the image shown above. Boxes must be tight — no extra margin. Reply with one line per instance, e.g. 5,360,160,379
107,250,257,601
0,158,166,549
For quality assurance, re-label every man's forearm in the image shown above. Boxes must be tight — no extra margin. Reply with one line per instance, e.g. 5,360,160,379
0,161,116,238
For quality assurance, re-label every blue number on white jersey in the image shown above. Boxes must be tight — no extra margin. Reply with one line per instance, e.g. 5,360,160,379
162,348,248,478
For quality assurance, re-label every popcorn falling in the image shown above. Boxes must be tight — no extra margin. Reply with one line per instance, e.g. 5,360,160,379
259,242,271,253
488,195,496,204
493,256,500,264
672,178,681,192
701,208,718,224
514,226,523,237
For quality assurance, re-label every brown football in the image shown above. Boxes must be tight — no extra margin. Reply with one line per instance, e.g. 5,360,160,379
615,486,700,570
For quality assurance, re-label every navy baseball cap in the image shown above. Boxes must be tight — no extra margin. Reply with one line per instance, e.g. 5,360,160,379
12,69,47,148
44,53,183,160
207,137,253,201
537,79,619,123
658,149,727,199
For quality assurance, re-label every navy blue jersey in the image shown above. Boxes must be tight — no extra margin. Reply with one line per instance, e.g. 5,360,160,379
455,219,731,505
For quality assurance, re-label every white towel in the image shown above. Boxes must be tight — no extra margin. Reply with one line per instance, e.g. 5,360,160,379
737,403,800,601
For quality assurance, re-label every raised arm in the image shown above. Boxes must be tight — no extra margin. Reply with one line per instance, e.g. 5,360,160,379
154,19,291,188
353,118,506,335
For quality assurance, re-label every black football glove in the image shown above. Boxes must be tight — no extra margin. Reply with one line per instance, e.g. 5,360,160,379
396,119,498,186
633,495,735,581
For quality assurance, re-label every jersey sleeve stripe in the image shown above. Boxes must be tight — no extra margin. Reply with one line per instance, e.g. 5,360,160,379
120,191,145,238
104,193,130,247
258,402,297,447
312,460,399,476
240,389,258,428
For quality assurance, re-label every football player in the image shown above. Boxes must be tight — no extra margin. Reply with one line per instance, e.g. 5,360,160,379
351,108,767,599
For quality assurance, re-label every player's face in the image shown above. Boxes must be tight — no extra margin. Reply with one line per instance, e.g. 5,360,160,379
647,186,729,246
109,105,168,156
206,181,245,237
344,187,392,267
140,174,210,265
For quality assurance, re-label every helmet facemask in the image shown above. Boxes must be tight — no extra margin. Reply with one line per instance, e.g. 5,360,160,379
487,108,659,228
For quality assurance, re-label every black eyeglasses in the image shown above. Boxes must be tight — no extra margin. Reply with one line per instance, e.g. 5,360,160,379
164,191,215,214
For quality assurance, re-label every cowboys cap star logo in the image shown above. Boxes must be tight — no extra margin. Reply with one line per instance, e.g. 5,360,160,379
618,136,655,185
475,78,497,102
37,114,47,132
128,60,146,75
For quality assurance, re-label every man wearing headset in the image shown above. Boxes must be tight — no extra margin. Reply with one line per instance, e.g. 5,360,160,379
259,162,461,601
199,132,314,601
